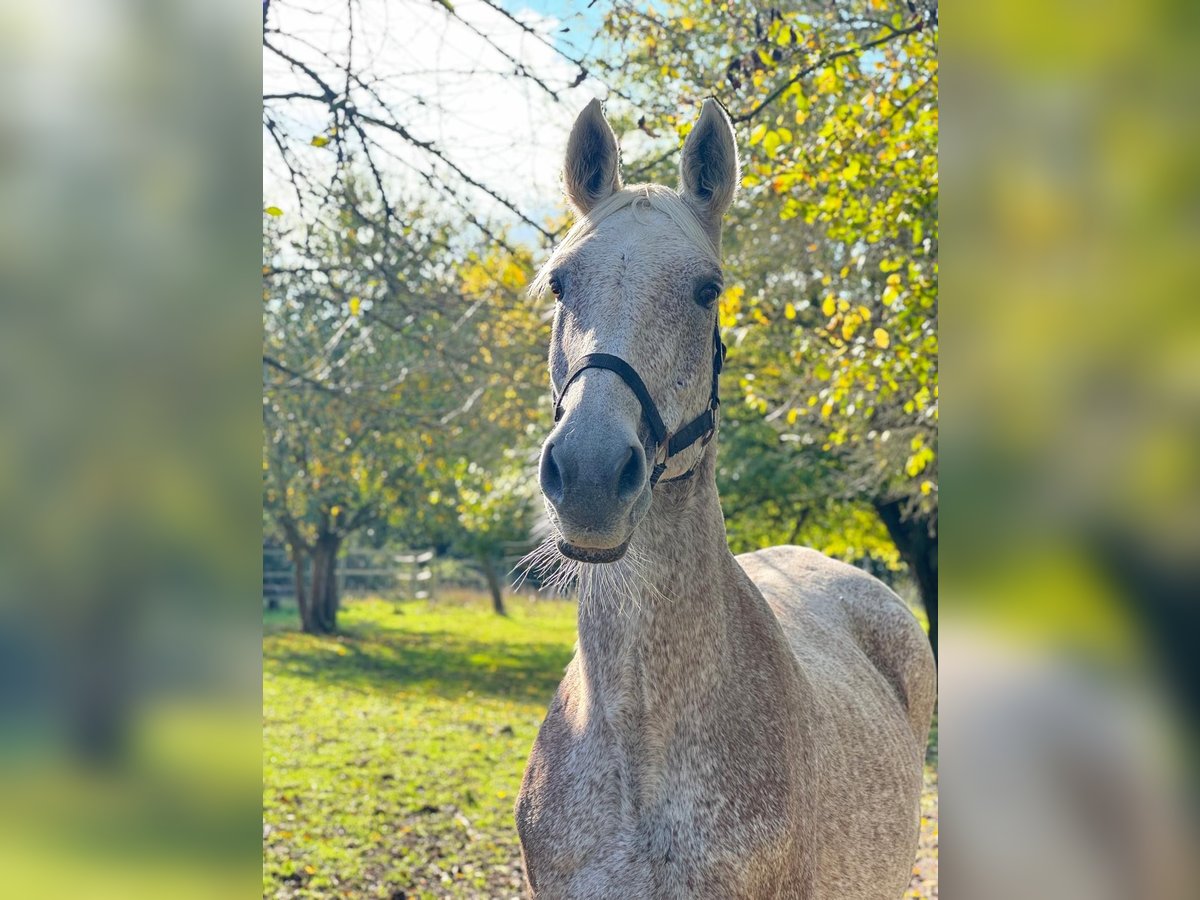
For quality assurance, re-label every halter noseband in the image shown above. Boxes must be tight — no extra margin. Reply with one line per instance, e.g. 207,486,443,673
552,324,727,487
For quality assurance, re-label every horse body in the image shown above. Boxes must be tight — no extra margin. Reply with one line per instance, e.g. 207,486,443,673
516,98,935,899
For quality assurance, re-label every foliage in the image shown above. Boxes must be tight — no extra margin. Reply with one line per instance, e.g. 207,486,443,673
261,0,940,631
716,401,901,567
263,184,546,630
439,249,550,573
263,196,454,550
603,0,938,595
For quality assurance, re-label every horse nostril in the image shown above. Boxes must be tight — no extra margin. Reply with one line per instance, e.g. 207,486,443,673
540,441,564,504
616,444,645,501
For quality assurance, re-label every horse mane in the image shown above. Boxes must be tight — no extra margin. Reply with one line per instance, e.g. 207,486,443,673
529,184,719,299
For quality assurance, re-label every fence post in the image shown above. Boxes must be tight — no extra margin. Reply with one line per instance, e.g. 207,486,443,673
394,549,435,605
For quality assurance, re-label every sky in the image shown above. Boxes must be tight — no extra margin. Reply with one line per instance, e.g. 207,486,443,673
263,0,625,240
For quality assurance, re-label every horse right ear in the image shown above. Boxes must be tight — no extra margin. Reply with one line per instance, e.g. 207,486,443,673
679,99,739,229
563,99,622,215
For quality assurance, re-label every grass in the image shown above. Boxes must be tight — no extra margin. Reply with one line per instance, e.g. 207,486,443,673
263,591,937,899
263,593,576,899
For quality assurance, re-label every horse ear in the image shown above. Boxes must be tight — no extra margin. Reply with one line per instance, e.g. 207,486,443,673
679,99,739,227
563,98,622,215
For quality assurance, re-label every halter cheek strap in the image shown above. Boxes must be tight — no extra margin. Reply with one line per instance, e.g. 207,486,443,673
552,325,727,487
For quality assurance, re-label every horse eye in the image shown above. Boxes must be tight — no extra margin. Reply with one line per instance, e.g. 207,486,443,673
549,276,563,298
696,283,721,307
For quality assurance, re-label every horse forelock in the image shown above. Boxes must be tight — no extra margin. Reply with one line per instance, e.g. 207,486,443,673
529,184,719,299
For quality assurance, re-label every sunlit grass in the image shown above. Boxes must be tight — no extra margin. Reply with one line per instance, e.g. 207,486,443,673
263,591,937,898
263,594,576,898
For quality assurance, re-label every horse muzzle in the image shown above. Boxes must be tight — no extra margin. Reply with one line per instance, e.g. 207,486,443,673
538,415,650,561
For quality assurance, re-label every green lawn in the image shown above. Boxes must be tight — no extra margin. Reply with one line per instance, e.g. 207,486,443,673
263,592,937,899
263,594,577,899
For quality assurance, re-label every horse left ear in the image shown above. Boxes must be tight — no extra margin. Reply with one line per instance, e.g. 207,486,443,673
679,99,740,228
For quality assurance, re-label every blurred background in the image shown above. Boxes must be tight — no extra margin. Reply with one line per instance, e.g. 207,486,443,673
0,0,1196,897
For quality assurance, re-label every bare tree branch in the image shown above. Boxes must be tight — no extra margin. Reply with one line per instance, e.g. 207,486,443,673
732,18,930,124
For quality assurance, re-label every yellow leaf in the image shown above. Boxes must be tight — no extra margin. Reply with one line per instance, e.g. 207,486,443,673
311,135,329,147
750,123,768,146
873,328,890,348
882,285,900,306
887,273,902,286
820,400,834,418
784,302,796,320
787,408,799,424
816,67,838,94
264,206,283,217
920,480,934,495
680,16,695,30
330,505,342,518
348,296,361,317
821,295,836,317
719,284,744,329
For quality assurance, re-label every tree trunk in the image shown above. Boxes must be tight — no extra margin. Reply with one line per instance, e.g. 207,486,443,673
874,499,938,662
305,535,341,633
286,538,312,631
483,555,507,616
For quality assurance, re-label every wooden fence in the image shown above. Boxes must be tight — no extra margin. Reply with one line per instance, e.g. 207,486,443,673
263,546,437,606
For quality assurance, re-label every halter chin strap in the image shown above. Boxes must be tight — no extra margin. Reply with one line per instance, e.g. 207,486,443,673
552,325,727,487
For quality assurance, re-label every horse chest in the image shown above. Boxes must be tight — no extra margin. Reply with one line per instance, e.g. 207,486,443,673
518,721,796,898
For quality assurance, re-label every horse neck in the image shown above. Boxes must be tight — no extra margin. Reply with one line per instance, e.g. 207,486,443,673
574,447,744,722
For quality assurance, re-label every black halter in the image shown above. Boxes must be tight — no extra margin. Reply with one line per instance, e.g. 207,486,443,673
552,324,727,487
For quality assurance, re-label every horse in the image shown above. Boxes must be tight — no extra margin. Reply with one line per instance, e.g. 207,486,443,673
515,97,935,899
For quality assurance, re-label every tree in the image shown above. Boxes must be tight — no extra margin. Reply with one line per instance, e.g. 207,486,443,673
450,457,541,616
263,194,442,631
263,0,615,250
263,182,546,631
601,0,939,653
716,403,901,574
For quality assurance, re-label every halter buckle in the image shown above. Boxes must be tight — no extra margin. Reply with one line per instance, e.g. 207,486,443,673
655,438,670,468
702,400,720,448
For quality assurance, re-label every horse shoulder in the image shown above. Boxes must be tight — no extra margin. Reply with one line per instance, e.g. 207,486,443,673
736,544,935,748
